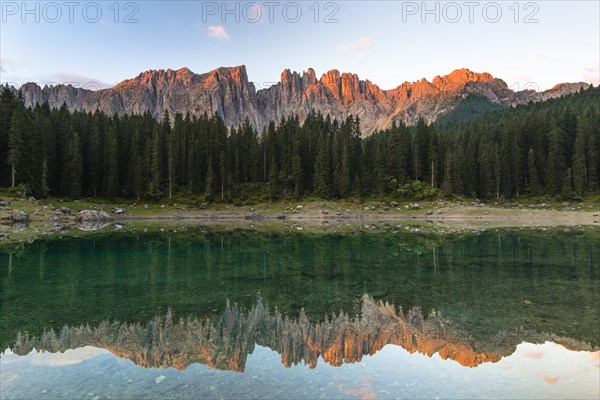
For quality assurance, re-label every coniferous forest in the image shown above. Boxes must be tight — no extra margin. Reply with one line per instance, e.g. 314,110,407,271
0,86,598,202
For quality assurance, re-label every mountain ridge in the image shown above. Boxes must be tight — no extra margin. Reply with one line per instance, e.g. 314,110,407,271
14,65,590,134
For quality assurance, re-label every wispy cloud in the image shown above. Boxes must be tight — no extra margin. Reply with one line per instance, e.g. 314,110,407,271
582,66,599,85
29,346,107,367
533,52,546,61
542,375,559,385
0,57,16,75
520,350,543,359
0,71,111,91
336,37,371,53
1,346,107,368
336,37,371,60
43,72,112,90
206,25,230,40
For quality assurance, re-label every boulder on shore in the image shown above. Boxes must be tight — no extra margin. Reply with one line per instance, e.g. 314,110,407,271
11,210,30,222
75,210,112,222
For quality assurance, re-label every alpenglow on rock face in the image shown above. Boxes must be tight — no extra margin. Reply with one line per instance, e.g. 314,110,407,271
10,295,596,372
16,66,590,135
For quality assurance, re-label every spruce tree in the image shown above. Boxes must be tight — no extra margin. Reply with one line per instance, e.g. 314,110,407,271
7,105,27,188
148,126,163,198
66,128,83,198
104,125,119,199
527,148,540,195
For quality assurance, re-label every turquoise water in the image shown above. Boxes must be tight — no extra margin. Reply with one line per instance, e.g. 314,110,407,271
1,228,599,399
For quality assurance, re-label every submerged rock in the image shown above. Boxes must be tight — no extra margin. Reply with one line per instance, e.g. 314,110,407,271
76,221,111,232
245,213,265,221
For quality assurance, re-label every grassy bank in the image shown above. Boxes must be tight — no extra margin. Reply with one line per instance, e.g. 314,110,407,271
1,189,600,248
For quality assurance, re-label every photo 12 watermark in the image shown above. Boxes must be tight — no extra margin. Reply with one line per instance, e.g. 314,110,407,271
401,1,539,23
508,81,540,92
200,1,340,24
1,1,140,23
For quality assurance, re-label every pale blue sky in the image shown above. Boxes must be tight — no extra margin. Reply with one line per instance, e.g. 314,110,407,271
1,1,598,91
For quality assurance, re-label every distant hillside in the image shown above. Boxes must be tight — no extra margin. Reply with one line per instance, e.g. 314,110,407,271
434,94,506,125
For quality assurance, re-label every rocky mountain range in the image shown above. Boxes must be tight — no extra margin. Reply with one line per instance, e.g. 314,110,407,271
15,66,590,134
10,295,596,371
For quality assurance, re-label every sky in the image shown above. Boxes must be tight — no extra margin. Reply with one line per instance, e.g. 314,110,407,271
1,1,599,91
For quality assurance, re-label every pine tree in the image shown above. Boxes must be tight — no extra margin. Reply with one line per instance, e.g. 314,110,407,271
87,116,103,197
187,124,202,194
0,88,19,186
428,125,438,187
219,150,226,201
545,126,567,195
268,155,279,199
442,153,453,194
29,106,50,198
205,155,214,197
65,128,83,198
587,115,599,191
148,126,162,198
163,110,175,201
572,125,587,196
129,127,144,201
104,125,119,199
414,117,430,181
313,130,331,197
527,148,540,195
7,105,27,188
291,140,303,199
338,146,351,198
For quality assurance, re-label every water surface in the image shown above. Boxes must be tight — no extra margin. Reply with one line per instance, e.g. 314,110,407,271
1,227,599,399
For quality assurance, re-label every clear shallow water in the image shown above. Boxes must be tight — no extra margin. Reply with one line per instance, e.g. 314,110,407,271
2,342,599,400
1,228,599,399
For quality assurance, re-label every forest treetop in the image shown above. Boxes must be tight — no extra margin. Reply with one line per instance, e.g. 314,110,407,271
1,86,598,202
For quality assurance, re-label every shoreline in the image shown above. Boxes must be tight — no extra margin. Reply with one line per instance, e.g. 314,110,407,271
107,209,600,228
2,197,599,248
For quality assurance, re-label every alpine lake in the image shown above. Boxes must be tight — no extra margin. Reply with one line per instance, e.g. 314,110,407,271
1,220,599,399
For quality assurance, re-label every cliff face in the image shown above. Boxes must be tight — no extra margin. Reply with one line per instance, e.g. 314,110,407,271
10,295,596,372
20,66,261,129
17,66,590,134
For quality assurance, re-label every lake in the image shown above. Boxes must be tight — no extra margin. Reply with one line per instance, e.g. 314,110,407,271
1,227,599,399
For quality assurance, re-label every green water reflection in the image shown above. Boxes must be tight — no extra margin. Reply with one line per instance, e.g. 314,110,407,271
1,228,599,368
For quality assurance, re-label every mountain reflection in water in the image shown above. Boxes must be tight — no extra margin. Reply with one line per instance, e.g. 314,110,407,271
9,295,597,372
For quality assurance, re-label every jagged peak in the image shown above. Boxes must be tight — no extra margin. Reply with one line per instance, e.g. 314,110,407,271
175,67,193,77
431,68,495,87
280,68,293,81
209,64,247,75
275,67,497,93
547,82,588,92
17,64,589,135
389,68,496,92
114,65,249,89
321,69,341,81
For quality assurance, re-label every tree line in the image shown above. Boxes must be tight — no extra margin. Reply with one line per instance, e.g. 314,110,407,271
0,86,598,201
